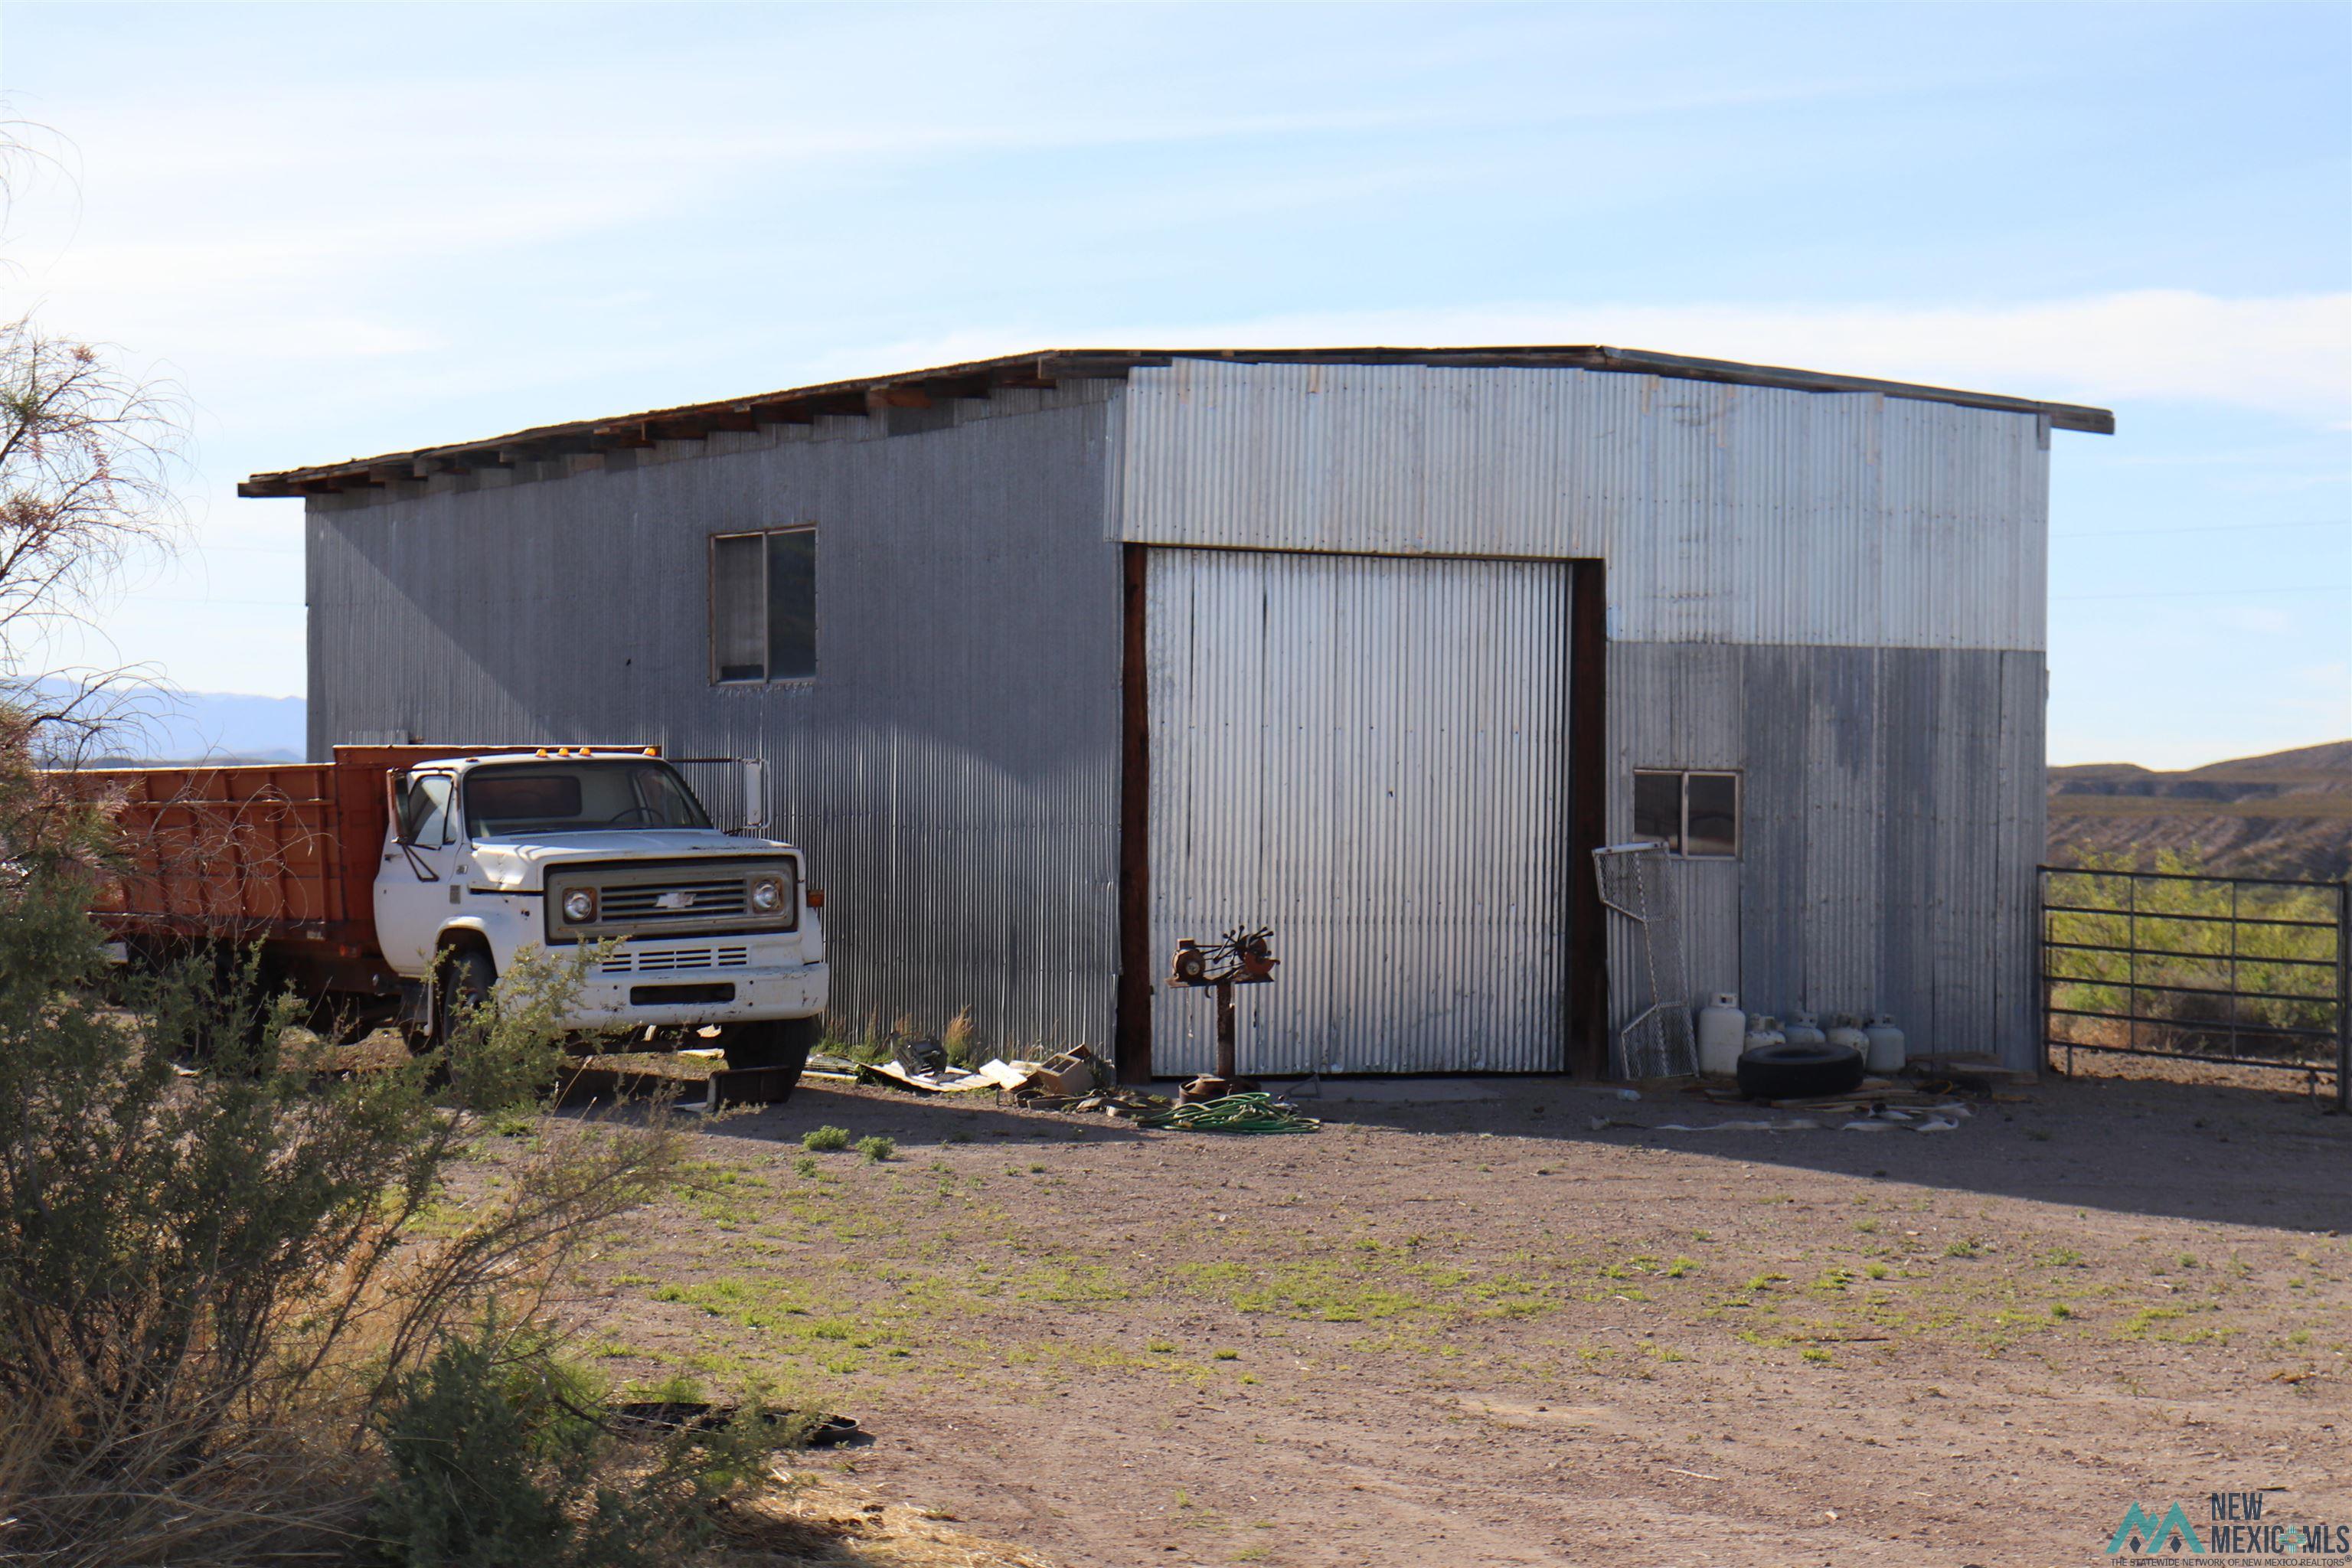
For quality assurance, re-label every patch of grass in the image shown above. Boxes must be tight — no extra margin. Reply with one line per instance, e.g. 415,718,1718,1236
802,1125,852,1153
2039,1246,2085,1268
1015,1264,1134,1304
792,1156,820,1178
1801,1348,1833,1364
857,1135,896,1163
1212,1348,1240,1361
1945,1240,1982,1259
1864,1263,1890,1281
1746,1272,1791,1292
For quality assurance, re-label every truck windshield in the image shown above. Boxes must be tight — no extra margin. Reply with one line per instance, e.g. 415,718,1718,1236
463,762,712,838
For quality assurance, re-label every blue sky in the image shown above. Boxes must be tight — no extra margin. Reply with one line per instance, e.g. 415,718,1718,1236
2,1,2345,767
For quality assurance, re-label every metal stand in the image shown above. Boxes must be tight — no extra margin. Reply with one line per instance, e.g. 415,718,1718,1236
1167,926,1278,1100
1214,978,1238,1082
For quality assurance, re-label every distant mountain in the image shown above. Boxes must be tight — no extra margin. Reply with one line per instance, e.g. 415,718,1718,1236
13,679,305,764
2049,740,2352,883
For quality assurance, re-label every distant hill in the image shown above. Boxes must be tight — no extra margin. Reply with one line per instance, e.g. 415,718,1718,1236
2048,740,2352,883
12,679,305,765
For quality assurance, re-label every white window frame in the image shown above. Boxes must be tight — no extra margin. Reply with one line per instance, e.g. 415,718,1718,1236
708,525,818,685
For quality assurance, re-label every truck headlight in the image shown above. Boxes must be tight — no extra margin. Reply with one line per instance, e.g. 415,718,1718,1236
749,874,786,913
561,888,596,923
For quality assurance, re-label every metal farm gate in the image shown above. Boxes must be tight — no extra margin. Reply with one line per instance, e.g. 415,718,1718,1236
2040,865,2350,1108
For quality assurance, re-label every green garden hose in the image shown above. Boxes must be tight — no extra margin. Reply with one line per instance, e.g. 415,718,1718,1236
1138,1092,1320,1134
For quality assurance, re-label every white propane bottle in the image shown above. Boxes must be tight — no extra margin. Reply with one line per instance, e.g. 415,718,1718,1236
1824,1014,1869,1058
1864,1015,1907,1073
1743,1014,1783,1056
1782,1011,1827,1049
1697,995,1745,1076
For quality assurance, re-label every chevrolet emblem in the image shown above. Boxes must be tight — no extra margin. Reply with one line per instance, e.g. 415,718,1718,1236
654,890,696,911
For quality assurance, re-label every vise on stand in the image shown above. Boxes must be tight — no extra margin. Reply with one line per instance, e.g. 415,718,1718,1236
1165,926,1279,1102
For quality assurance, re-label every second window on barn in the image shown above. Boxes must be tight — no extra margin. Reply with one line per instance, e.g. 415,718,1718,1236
1632,769,1740,858
710,528,818,684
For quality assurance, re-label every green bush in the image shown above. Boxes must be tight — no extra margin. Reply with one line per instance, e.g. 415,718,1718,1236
856,1135,896,1163
367,1316,710,1568
0,705,689,1565
802,1125,851,1152
439,942,625,1115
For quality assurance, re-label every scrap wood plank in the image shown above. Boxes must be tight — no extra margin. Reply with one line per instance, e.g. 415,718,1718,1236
855,1060,994,1095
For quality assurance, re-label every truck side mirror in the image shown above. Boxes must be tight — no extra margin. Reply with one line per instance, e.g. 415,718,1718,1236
739,758,769,832
388,773,419,845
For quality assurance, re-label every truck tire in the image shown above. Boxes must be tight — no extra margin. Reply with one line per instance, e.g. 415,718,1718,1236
723,1017,817,1085
1735,1042,1866,1102
433,946,497,1052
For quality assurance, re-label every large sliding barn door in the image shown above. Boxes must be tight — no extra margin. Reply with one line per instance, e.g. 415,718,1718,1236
1145,549,1569,1075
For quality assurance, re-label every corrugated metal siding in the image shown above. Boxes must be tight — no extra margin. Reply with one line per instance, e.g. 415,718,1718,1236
305,358,2053,1077
1608,642,2043,1069
1118,361,2048,653
307,394,1125,1054
1145,548,1568,1074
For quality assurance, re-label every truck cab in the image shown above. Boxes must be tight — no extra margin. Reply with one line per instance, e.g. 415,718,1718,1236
377,747,827,1073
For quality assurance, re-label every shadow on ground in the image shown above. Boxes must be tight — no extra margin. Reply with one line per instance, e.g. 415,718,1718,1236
1242,1070,2349,1233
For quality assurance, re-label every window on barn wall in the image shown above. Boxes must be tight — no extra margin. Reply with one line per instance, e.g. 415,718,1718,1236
710,528,818,683
1632,769,1740,858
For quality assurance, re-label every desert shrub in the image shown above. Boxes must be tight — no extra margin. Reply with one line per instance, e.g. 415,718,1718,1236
856,1135,896,1163
802,1125,851,1152
0,706,691,1565
367,1315,722,1568
441,939,625,1115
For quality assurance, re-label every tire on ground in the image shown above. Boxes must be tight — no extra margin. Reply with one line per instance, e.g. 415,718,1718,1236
1734,1041,1866,1102
722,1016,818,1092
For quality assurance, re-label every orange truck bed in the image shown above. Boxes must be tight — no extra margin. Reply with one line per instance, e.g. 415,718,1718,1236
70,746,534,991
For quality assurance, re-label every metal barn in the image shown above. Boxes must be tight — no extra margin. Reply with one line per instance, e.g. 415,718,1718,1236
243,348,2113,1079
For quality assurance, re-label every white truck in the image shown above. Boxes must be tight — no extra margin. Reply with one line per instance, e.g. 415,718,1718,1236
82,743,828,1087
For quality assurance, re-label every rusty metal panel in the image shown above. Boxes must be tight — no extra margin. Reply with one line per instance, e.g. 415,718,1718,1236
1145,547,1570,1075
305,390,1125,1054
1118,360,2049,654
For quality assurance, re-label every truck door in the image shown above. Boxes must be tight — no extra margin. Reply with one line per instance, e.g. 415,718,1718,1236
374,771,459,974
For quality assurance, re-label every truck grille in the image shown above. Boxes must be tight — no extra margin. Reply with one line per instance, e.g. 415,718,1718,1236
543,856,798,943
597,877,749,922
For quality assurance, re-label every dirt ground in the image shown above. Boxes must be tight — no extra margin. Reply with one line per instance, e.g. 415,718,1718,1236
538,1064,2351,1568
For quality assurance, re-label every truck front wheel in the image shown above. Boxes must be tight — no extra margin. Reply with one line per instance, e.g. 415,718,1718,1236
723,1016,817,1079
432,946,497,1052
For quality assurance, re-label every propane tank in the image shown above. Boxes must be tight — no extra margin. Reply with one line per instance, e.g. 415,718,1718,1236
1782,1011,1827,1050
1743,1014,1785,1057
1864,1014,1907,1074
1697,995,1746,1076
1824,1014,1869,1059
